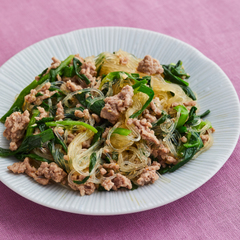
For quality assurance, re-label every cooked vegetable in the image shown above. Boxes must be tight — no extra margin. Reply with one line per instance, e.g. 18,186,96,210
163,61,196,100
73,58,90,85
174,105,189,128
0,129,55,157
45,121,98,133
113,128,132,136
0,55,74,123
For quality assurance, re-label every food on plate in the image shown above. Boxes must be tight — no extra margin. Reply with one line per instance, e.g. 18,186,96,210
0,50,214,196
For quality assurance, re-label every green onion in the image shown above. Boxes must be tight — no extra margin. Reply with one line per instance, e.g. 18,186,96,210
198,109,210,118
174,105,189,128
112,128,132,136
25,109,40,137
73,176,90,185
45,121,98,133
73,58,90,85
89,152,97,173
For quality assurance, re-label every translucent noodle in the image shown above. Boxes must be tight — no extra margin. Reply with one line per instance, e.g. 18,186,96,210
62,88,104,107
99,50,140,76
151,75,192,109
107,122,135,151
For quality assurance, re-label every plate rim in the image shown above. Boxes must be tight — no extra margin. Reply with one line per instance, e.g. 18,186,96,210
0,26,240,216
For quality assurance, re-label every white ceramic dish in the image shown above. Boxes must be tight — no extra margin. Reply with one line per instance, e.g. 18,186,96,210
0,27,239,215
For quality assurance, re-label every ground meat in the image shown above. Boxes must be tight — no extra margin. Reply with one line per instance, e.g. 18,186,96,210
208,127,215,133
7,157,33,174
137,55,164,75
183,101,196,107
180,136,187,143
127,118,159,144
153,141,178,164
7,157,50,185
118,55,128,65
68,173,96,196
92,113,101,123
57,127,64,136
150,97,162,115
35,107,48,121
55,101,65,120
165,156,177,164
142,109,156,123
102,163,120,171
201,134,210,145
171,102,180,107
67,133,77,145
102,127,111,139
82,137,92,148
80,61,97,83
25,82,57,105
112,173,132,190
136,161,160,186
37,162,67,183
100,85,134,124
105,169,115,177
3,110,30,151
34,177,51,185
74,109,90,121
46,57,61,74
100,167,107,175
78,182,96,196
101,178,114,191
56,74,62,81
66,80,82,92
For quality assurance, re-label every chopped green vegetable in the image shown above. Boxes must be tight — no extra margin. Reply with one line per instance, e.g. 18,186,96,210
162,65,189,86
174,105,188,128
73,58,90,85
16,153,52,163
167,61,190,79
49,55,75,82
91,126,104,146
25,109,40,137
112,128,132,136
89,152,97,173
73,176,90,185
180,85,197,100
151,111,169,128
62,65,75,77
169,147,198,172
130,83,154,119
198,109,210,119
162,61,196,100
75,91,105,116
178,126,187,133
35,92,44,97
45,121,98,133
131,181,139,190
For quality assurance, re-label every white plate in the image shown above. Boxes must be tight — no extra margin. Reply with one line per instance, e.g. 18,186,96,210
0,27,239,215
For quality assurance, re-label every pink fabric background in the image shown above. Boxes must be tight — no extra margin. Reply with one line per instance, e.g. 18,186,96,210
0,0,240,239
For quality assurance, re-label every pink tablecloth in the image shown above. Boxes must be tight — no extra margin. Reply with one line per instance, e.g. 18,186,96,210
1,0,240,239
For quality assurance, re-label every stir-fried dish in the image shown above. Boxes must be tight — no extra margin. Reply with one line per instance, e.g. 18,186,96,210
0,50,214,196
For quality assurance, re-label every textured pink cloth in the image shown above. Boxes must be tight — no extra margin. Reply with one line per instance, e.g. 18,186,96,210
0,0,240,239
